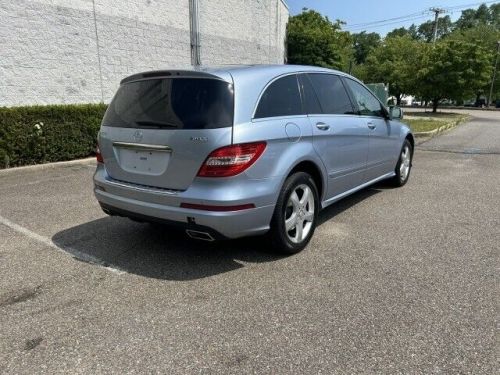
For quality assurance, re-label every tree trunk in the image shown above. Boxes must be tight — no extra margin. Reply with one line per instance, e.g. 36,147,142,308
396,94,402,106
432,98,439,113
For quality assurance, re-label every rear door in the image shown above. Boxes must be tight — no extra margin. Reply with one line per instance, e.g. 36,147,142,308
99,74,234,190
236,74,313,177
301,73,369,200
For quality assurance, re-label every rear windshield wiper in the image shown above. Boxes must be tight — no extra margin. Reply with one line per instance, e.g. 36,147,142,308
135,120,179,129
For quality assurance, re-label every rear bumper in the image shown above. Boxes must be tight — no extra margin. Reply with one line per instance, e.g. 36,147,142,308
98,203,228,240
93,164,279,239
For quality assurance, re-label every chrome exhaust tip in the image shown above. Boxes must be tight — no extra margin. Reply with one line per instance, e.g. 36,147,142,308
186,229,215,242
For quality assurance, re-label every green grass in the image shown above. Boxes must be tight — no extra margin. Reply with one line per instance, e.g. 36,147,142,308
404,112,469,133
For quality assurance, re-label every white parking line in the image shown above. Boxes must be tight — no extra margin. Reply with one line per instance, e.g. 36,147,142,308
0,158,95,175
0,173,78,190
0,214,124,274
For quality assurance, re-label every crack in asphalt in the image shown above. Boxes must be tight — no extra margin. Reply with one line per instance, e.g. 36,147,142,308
0,285,43,307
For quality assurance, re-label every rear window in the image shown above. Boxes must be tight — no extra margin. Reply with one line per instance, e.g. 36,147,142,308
254,75,303,119
102,78,234,129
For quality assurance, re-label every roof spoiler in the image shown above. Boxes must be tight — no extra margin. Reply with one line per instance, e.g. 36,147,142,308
120,70,224,84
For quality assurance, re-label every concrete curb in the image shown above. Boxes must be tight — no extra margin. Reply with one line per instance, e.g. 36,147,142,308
402,106,500,112
414,117,469,138
0,157,95,174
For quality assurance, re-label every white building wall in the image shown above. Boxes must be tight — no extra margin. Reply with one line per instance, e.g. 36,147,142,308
0,0,288,106
199,0,288,65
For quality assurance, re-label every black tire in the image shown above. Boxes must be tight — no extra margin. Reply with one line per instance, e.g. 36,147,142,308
390,139,413,187
267,172,319,254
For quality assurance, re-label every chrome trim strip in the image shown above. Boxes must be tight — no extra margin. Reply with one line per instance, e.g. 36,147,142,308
321,172,396,209
102,176,180,196
113,142,172,152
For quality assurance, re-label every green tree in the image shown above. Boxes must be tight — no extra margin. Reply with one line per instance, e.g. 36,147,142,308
454,3,499,29
363,36,424,105
352,31,381,64
491,3,500,29
448,23,500,49
350,63,368,82
455,9,478,29
416,40,492,112
417,15,453,42
448,24,500,102
475,3,491,24
386,24,418,39
286,9,353,70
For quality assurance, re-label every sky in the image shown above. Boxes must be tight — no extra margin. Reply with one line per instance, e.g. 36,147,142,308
284,0,499,35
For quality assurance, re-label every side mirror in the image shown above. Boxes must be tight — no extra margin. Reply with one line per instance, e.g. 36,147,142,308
389,105,403,120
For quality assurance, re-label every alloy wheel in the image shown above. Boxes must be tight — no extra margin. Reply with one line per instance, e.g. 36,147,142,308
284,184,315,244
400,145,411,182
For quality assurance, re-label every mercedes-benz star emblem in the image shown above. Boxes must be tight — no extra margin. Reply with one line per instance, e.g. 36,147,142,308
133,130,143,142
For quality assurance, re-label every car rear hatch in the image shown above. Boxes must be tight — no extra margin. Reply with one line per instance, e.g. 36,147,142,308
99,70,234,191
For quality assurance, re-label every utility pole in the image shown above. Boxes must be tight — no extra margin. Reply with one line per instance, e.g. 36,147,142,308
349,40,358,75
430,7,445,43
189,0,201,67
487,41,500,107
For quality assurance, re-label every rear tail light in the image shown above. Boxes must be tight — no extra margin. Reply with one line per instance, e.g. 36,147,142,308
96,145,104,163
197,141,266,177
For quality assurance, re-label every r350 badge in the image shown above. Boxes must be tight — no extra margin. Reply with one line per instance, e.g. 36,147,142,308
190,136,208,142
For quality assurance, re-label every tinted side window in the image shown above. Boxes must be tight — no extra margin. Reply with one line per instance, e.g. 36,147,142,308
307,74,354,115
344,79,385,118
298,74,322,114
255,75,303,119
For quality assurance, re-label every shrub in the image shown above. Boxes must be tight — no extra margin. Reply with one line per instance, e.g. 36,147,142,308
0,103,107,168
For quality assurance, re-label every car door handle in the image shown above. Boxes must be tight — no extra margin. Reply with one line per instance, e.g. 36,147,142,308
367,121,376,130
316,122,330,131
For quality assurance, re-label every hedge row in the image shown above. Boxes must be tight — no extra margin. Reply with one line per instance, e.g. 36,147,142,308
0,103,107,169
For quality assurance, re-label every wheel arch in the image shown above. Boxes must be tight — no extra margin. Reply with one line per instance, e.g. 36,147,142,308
286,160,325,202
405,132,415,154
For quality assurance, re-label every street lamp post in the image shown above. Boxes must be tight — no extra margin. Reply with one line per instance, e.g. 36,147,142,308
487,41,500,108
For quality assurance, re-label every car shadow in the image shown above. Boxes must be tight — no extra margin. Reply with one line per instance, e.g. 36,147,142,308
318,182,388,226
52,183,389,281
52,219,284,281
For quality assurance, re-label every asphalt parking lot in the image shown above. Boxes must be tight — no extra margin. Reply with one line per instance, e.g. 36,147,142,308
1,110,499,373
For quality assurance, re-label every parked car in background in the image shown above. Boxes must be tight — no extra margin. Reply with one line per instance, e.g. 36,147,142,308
475,98,486,108
93,65,414,253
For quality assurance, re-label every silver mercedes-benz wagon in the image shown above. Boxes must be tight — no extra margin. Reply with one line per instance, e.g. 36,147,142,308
94,65,413,253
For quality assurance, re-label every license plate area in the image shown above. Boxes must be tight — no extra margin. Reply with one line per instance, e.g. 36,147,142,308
113,143,171,175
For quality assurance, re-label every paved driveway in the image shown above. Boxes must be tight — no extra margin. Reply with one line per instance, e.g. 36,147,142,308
1,110,498,373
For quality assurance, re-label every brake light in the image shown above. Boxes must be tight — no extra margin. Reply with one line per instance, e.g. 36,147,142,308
197,142,266,177
96,146,104,163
